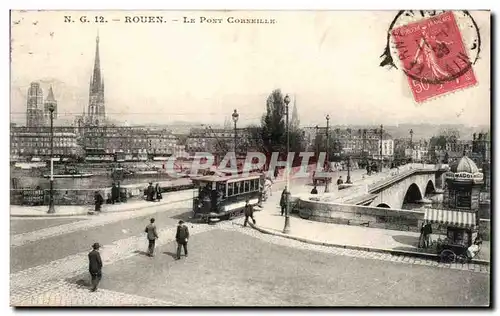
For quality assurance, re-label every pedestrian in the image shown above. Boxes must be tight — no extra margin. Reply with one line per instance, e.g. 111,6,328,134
155,183,162,201
88,243,103,292
146,182,155,202
94,190,103,213
423,221,433,248
145,218,159,257
280,187,289,216
310,186,318,194
111,182,119,204
336,176,344,185
243,199,256,227
175,220,189,260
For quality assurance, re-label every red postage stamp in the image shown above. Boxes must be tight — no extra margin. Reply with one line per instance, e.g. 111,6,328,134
391,11,477,103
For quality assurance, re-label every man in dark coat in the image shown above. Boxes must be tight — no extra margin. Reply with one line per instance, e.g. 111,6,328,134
146,182,155,201
88,243,103,292
155,183,162,201
280,187,289,216
422,221,433,248
175,220,189,260
94,191,104,212
243,199,256,227
145,218,159,257
336,176,344,185
111,183,119,204
310,186,318,194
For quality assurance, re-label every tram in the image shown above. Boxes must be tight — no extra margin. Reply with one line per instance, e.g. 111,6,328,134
192,173,264,223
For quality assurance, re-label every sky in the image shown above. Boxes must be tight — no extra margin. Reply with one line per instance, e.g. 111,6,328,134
10,10,491,128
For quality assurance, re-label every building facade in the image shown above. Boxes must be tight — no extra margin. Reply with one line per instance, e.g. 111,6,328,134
303,126,393,158
186,127,255,154
81,126,179,156
10,126,84,160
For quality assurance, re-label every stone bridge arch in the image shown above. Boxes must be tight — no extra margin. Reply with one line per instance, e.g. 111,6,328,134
369,172,437,209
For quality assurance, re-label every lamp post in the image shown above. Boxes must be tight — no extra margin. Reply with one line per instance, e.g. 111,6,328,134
47,104,56,214
363,129,367,167
346,155,352,184
232,109,239,154
325,114,330,193
409,129,414,163
315,125,320,159
283,94,291,234
379,124,383,173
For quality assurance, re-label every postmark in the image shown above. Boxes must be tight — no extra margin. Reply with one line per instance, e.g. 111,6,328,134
381,11,481,103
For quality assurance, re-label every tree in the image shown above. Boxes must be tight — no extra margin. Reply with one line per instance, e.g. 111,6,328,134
260,89,304,155
314,132,342,161
244,124,264,152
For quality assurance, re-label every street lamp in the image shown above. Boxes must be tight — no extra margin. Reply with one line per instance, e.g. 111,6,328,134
362,129,367,166
409,129,414,163
346,155,352,184
379,124,383,172
283,94,291,234
324,114,330,193
232,109,239,154
315,125,320,159
47,104,56,214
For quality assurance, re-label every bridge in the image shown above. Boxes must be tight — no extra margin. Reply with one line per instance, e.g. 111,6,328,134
319,164,448,209
362,164,448,209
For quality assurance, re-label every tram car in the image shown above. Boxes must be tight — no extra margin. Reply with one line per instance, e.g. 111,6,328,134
192,173,264,223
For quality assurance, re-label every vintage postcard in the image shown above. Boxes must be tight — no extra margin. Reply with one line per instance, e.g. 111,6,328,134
10,10,490,307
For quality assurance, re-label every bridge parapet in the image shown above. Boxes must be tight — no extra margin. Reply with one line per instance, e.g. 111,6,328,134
368,164,438,193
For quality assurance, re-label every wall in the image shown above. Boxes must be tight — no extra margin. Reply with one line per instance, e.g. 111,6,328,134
297,197,490,240
297,197,424,232
479,219,490,241
10,179,194,206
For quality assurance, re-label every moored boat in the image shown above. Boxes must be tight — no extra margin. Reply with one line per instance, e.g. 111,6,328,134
43,173,94,179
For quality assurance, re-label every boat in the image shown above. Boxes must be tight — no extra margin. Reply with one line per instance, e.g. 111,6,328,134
43,166,93,179
134,170,161,175
43,173,93,179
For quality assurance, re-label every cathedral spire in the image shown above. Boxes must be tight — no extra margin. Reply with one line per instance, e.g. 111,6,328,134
91,33,102,93
46,85,55,101
291,94,300,129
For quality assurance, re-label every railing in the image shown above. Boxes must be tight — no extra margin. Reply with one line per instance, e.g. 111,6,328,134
367,164,438,192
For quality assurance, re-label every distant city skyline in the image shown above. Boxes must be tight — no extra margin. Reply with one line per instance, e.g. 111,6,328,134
10,11,490,127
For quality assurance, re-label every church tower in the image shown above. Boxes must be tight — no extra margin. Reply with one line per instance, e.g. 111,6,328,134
43,86,58,125
290,94,300,129
87,34,105,126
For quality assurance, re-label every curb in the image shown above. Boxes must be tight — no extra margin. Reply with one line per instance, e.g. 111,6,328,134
10,197,192,218
248,222,490,266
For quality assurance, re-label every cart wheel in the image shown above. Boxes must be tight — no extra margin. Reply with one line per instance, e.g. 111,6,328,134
440,250,456,263
457,254,468,263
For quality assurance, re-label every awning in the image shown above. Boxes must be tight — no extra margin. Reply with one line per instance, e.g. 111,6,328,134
424,209,476,229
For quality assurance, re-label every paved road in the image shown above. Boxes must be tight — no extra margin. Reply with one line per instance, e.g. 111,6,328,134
10,181,490,306
10,218,86,236
89,228,488,306
10,203,192,273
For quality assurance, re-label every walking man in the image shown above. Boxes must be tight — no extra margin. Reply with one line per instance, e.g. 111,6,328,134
145,218,159,257
175,220,189,260
243,199,256,227
422,221,433,248
88,243,103,292
94,191,103,213
280,186,289,216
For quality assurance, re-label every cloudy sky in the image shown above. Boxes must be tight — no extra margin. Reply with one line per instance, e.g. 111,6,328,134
10,10,490,127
